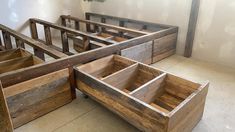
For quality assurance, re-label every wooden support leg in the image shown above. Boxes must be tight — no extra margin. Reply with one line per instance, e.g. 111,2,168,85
15,38,25,48
44,26,52,45
82,36,90,51
2,31,12,50
61,31,69,53
0,81,14,132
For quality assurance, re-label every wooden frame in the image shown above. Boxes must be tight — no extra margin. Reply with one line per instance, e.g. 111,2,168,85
0,11,206,131
74,55,209,132
59,13,178,64
0,25,74,129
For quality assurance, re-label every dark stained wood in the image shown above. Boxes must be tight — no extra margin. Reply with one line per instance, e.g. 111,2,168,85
33,48,45,61
75,21,80,30
0,24,68,59
44,26,52,45
184,0,200,57
85,13,91,32
2,31,12,50
61,31,69,53
30,21,38,39
0,81,13,132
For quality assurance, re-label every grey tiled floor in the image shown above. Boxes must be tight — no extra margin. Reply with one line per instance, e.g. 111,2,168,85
15,55,235,132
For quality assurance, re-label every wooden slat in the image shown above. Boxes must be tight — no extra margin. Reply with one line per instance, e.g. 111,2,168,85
0,81,13,132
61,15,149,36
2,31,12,50
0,56,42,74
0,24,67,59
44,26,52,45
75,21,80,30
130,73,166,103
61,31,69,53
15,38,25,48
30,18,114,45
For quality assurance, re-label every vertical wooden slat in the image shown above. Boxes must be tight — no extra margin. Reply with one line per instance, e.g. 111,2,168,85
85,14,91,32
0,34,2,46
119,21,125,36
30,21,45,60
15,38,25,48
75,21,80,30
101,18,106,32
30,21,38,39
61,31,69,53
0,81,14,132
82,36,90,51
61,17,67,27
94,25,99,33
184,0,200,57
2,31,12,50
44,26,52,45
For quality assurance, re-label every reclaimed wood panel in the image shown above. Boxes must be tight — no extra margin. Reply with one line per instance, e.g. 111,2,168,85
121,41,153,64
0,81,13,132
4,69,73,128
153,33,177,63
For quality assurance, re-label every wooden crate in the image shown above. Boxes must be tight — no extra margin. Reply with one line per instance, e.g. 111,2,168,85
0,49,43,74
74,55,209,132
2,68,73,128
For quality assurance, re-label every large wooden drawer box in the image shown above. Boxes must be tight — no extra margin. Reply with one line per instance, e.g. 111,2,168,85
1,68,74,128
74,55,209,132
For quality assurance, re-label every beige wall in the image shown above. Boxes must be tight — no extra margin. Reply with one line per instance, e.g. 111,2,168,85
81,0,235,68
80,0,192,55
0,0,83,37
193,0,235,68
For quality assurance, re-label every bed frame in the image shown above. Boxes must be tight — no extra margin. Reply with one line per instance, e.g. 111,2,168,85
0,13,208,132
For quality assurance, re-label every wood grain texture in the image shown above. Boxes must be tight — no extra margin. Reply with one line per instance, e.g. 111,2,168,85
75,55,209,131
184,0,201,57
121,41,153,64
0,81,13,132
3,69,72,128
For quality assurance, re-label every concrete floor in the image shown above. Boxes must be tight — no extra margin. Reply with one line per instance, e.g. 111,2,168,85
14,55,235,132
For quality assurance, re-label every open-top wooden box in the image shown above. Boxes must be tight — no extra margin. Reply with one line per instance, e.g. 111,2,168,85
74,55,209,132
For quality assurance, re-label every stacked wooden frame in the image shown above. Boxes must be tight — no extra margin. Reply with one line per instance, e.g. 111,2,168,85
0,13,209,132
60,13,178,64
0,24,74,130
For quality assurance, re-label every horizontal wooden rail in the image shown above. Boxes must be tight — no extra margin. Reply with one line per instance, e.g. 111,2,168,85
0,24,68,59
61,15,149,35
0,26,178,87
30,18,115,45
85,12,175,29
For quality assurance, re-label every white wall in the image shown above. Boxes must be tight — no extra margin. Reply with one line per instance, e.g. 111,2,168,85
193,0,235,68
0,0,83,37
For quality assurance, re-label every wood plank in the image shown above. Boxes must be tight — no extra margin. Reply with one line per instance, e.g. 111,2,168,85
184,0,200,57
121,41,153,64
75,21,80,30
15,38,25,48
130,73,166,103
2,31,12,50
0,49,23,62
0,56,41,74
44,26,52,45
0,81,13,132
61,31,69,53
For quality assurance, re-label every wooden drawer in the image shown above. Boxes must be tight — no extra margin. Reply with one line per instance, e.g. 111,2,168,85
74,55,209,132
2,68,73,128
